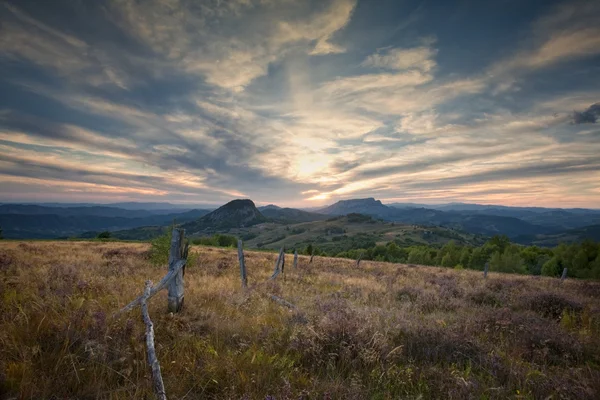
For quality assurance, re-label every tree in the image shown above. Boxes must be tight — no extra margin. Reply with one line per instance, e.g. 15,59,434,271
541,257,561,277
489,246,526,274
487,235,510,254
97,231,111,239
468,247,488,270
459,247,471,267
441,253,454,268
304,244,314,256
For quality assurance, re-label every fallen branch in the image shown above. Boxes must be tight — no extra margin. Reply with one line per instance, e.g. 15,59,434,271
268,294,296,309
141,280,167,400
114,259,186,317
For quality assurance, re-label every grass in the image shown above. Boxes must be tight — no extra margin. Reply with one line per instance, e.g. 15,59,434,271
1,241,600,399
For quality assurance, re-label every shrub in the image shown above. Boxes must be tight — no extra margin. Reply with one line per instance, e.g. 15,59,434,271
523,292,583,320
96,231,111,239
542,257,561,277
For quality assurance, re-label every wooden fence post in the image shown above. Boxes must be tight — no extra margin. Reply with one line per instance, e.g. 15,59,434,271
293,250,298,269
309,251,314,264
561,267,567,282
238,240,247,288
270,247,285,279
356,253,363,267
141,280,167,400
483,262,489,279
167,228,188,313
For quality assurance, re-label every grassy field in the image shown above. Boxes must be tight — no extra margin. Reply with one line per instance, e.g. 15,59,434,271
1,241,600,399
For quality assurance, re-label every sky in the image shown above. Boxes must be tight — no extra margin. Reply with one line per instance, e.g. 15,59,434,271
0,0,599,208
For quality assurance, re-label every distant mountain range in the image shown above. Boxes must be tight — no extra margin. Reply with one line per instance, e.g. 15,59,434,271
0,205,210,239
2,198,600,245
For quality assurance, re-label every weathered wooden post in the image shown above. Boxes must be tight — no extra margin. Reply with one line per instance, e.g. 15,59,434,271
483,262,489,279
238,239,247,288
270,247,285,279
561,267,567,282
309,251,314,264
356,253,363,267
141,280,167,400
293,249,298,269
167,228,188,313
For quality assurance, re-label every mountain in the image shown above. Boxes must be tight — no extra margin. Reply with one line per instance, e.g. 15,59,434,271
0,208,210,239
317,198,394,218
0,204,163,218
258,204,281,211
316,199,559,240
181,199,267,234
514,224,600,247
260,207,328,224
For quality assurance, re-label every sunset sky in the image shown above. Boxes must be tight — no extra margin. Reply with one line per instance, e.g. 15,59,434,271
1,0,599,208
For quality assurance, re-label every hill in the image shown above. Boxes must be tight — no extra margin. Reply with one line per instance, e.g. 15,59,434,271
180,199,267,234
515,224,600,247
259,206,328,224
229,213,484,253
317,197,393,218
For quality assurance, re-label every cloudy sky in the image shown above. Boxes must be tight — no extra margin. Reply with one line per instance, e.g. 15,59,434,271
1,0,599,208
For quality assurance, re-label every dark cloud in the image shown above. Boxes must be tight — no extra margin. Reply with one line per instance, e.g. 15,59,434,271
572,103,600,124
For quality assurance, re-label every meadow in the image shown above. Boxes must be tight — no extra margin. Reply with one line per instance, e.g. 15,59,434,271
1,241,600,399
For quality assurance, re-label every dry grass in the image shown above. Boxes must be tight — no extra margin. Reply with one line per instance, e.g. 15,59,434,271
1,241,600,399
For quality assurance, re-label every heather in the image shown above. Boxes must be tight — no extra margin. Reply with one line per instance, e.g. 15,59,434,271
1,241,599,399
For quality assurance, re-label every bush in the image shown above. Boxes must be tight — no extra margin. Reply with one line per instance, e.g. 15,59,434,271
96,231,111,239
489,246,527,274
542,257,561,277
150,229,173,266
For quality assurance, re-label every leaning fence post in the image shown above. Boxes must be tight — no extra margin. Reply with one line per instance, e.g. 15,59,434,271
238,240,247,288
483,262,489,279
309,251,314,264
356,253,363,267
270,247,285,279
293,249,298,269
561,267,567,282
141,280,167,400
167,228,187,313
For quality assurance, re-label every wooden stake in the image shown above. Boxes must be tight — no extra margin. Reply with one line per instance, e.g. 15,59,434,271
270,247,285,279
141,281,167,400
483,262,489,279
356,253,363,267
167,228,187,313
293,250,298,269
561,267,567,282
237,240,247,288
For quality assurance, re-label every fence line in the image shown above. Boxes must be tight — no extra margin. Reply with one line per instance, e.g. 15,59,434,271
115,228,189,399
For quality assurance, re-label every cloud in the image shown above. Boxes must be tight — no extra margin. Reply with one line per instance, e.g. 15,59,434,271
362,46,437,72
488,1,600,79
572,103,600,124
1,0,600,208
110,0,356,90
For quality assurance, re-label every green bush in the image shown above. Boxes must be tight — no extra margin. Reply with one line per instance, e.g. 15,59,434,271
97,231,111,239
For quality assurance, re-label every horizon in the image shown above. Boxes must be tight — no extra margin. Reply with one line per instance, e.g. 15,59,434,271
2,197,600,212
1,0,600,208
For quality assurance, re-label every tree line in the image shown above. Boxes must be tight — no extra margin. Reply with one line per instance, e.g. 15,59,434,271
162,232,600,280
333,235,600,279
